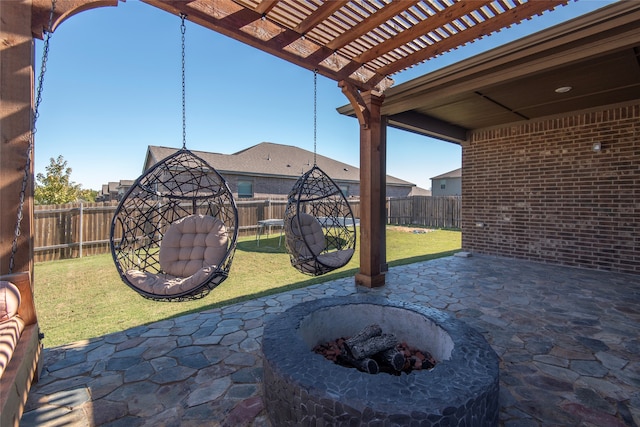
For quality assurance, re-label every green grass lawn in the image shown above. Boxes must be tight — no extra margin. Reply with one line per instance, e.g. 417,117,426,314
33,226,461,347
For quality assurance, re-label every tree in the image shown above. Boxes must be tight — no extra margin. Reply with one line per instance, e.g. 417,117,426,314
78,188,99,202
35,155,94,204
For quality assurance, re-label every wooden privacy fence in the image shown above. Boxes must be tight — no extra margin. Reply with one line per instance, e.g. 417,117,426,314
33,196,458,262
34,202,119,262
34,200,288,262
387,196,461,229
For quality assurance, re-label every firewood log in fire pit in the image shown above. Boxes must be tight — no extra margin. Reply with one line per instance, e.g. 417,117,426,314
336,354,379,374
313,324,436,375
344,324,382,346
375,347,406,372
346,333,398,360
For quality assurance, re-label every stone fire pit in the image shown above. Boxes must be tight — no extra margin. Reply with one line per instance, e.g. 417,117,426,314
262,295,499,426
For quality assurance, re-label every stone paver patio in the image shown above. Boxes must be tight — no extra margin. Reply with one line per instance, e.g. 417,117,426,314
21,254,640,426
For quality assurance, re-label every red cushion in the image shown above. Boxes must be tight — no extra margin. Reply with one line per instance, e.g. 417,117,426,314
0,281,20,323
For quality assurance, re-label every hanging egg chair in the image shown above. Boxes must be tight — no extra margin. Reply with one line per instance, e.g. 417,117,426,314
284,164,356,276
110,148,238,301
110,14,237,301
284,70,357,276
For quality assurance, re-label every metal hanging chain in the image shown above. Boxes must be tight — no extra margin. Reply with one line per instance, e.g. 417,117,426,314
10,0,56,274
313,69,317,167
180,14,187,150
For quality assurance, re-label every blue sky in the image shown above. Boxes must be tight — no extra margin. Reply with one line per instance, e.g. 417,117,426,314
34,0,615,192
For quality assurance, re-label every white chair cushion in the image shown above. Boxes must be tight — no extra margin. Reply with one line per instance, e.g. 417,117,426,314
317,248,354,268
125,267,215,296
159,215,228,278
287,213,325,258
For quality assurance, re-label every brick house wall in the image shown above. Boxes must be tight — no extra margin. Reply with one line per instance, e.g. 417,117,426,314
462,102,639,274
224,174,298,199
223,173,413,199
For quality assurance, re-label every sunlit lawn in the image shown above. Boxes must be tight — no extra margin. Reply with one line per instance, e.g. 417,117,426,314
34,226,461,347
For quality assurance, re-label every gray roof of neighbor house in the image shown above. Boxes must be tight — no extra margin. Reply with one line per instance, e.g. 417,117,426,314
409,187,432,197
432,168,461,180
118,180,135,187
145,142,414,187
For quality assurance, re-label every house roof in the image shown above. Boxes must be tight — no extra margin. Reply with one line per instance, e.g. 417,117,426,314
409,187,432,197
431,168,461,180
34,0,570,93
117,180,135,188
145,142,414,187
337,1,640,143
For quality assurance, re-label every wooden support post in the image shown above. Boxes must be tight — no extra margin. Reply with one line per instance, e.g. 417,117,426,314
1,0,119,277
380,115,388,273
0,0,35,277
357,90,386,287
340,81,386,288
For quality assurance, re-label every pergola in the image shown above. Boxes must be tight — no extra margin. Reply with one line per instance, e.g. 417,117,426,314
2,0,569,287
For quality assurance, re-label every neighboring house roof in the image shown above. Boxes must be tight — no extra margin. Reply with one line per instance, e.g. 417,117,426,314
107,182,119,193
116,180,134,192
145,142,414,187
409,187,432,197
98,180,134,197
431,168,461,180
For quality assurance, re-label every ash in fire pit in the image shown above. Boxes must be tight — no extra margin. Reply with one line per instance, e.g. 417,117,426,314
262,295,500,426
313,323,437,375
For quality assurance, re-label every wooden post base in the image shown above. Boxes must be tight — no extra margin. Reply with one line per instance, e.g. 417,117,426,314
355,273,386,288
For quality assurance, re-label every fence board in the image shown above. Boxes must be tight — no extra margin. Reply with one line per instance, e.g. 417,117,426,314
387,196,461,229
33,197,458,262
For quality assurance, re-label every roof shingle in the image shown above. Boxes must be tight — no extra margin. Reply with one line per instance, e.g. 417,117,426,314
147,142,414,186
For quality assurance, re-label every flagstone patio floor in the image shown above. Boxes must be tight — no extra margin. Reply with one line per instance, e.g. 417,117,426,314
20,254,640,426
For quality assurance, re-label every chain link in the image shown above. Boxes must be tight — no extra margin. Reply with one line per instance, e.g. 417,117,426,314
181,14,187,150
313,69,317,166
10,0,56,274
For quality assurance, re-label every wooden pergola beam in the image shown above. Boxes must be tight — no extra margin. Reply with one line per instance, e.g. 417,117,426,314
31,0,120,38
0,1,35,277
340,81,386,288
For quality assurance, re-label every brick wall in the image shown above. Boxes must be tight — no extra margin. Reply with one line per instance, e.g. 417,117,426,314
462,102,640,274
224,173,413,199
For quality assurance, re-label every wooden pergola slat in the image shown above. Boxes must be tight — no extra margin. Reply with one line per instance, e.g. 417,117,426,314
31,0,569,92
377,0,569,77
